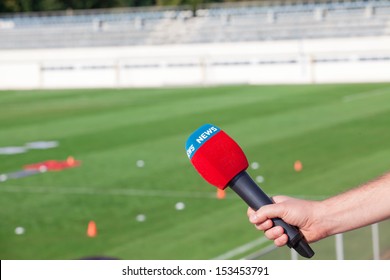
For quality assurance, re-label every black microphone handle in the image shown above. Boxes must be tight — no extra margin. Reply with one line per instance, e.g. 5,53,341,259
229,171,315,259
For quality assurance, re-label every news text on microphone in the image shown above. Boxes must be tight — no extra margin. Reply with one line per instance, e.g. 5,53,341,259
122,265,269,277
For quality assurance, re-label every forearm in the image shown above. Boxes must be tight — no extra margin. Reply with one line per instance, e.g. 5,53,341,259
317,172,390,237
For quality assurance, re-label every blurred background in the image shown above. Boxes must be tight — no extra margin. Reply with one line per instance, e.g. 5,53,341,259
0,0,389,260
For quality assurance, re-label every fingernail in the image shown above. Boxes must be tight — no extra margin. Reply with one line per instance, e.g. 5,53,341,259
250,214,257,222
277,227,284,236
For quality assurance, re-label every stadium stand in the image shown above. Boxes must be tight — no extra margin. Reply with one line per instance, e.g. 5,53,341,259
0,0,390,49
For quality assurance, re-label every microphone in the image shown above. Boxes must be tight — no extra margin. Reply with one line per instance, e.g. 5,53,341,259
185,124,314,259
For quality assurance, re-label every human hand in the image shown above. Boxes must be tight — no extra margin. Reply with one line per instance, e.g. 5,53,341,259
247,195,326,246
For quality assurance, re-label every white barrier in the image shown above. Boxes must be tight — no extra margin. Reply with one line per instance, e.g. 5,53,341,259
1,36,390,90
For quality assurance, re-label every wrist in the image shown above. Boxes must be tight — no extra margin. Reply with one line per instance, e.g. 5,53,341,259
315,198,347,239
308,200,333,241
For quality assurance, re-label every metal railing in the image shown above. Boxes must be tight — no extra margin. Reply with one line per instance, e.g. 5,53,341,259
1,1,390,49
242,220,390,260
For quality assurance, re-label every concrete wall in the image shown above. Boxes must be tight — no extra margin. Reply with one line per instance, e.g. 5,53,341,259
1,36,390,89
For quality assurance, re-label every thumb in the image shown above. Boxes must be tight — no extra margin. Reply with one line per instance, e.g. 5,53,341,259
271,195,293,204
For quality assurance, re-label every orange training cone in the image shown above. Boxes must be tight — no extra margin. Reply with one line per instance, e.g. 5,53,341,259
67,156,75,165
87,220,97,238
217,188,226,200
294,160,303,172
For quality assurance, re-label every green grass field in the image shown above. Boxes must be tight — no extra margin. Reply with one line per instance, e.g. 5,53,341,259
1,84,390,260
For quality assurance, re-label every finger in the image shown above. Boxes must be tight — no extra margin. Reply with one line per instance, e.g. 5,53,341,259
254,219,273,231
247,207,256,217
250,203,287,224
264,226,285,240
274,234,289,247
249,212,270,225
271,195,292,204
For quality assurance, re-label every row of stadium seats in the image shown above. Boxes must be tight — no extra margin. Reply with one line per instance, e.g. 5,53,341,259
0,1,389,49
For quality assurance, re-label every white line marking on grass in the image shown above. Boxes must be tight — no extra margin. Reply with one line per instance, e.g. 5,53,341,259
342,87,390,102
240,243,277,260
0,185,328,200
0,185,232,199
212,237,270,260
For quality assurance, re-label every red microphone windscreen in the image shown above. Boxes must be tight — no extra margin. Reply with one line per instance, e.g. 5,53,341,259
186,124,249,189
